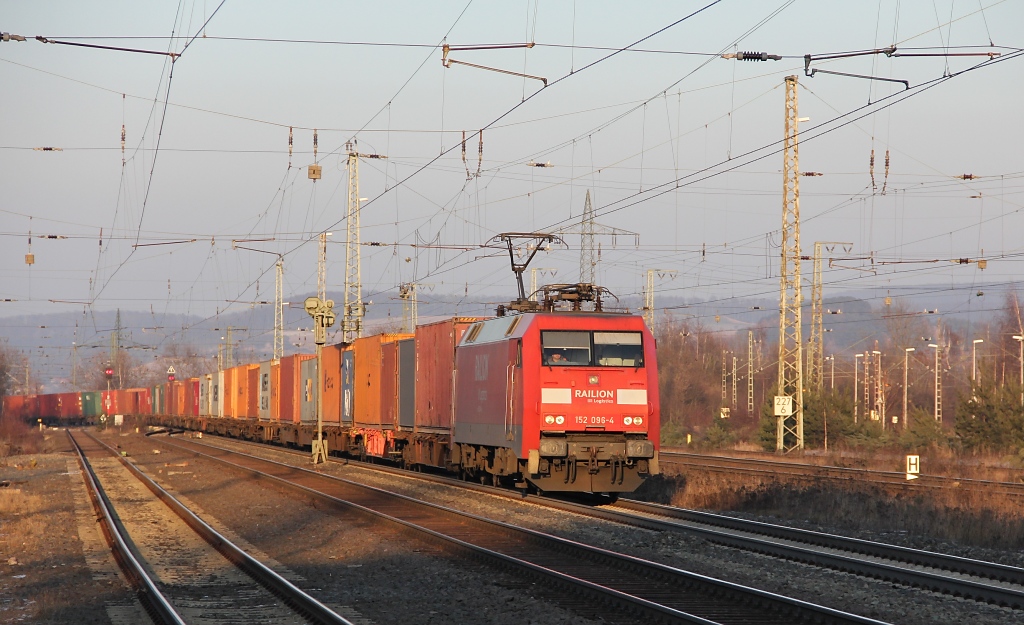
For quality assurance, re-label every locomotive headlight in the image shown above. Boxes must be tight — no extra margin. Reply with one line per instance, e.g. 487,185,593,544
635,417,643,426
539,438,568,457
623,417,633,426
544,415,555,425
626,439,655,458
555,415,565,425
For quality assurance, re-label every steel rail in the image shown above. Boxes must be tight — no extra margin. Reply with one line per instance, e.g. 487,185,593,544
660,450,1024,497
66,430,187,625
186,436,1024,609
614,499,1024,588
82,431,355,625
158,435,888,625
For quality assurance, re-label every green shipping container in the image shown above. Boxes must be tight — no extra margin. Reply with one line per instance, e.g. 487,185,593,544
152,385,164,415
80,392,102,418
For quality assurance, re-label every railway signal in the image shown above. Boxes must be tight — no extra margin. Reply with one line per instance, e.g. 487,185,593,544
305,296,335,464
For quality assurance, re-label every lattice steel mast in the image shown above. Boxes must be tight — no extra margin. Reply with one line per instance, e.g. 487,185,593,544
342,140,386,342
747,330,755,416
399,283,418,333
274,257,284,360
580,189,596,284
777,75,804,453
642,269,675,333
808,241,851,389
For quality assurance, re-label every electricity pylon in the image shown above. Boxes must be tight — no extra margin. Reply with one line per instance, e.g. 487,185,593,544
777,75,804,453
808,241,852,389
580,189,596,284
342,140,386,342
555,189,638,288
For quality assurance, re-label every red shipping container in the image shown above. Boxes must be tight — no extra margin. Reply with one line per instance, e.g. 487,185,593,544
38,394,60,419
101,390,120,416
278,356,296,423
3,395,26,420
192,379,200,416
140,387,153,415
57,392,81,420
380,342,399,429
415,318,484,432
277,354,314,423
120,390,138,416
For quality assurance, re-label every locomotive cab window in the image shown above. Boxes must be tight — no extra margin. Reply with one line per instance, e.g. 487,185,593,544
541,331,591,366
594,332,644,367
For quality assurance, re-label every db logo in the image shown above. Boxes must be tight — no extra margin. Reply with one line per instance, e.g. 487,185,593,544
475,354,489,381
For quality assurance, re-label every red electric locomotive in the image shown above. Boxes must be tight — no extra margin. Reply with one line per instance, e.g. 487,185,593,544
453,283,660,493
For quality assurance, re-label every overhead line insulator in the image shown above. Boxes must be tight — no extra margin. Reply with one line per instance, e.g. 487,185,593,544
722,51,781,61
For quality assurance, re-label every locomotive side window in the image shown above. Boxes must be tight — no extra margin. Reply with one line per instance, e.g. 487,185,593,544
541,331,591,366
594,332,644,367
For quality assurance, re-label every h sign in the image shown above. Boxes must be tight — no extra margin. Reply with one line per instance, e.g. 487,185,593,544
906,455,921,481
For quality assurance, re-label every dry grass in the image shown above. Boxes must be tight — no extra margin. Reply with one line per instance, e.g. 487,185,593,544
0,417,65,464
650,467,1024,550
0,485,50,552
0,416,46,461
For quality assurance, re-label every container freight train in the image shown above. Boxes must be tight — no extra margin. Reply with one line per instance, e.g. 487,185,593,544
4,312,661,493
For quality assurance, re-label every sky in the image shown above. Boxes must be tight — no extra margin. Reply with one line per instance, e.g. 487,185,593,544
2,1,1023,357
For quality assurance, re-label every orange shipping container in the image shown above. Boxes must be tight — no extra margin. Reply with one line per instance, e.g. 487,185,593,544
175,383,186,417
246,364,259,418
321,344,342,424
232,366,245,418
270,361,281,420
353,333,413,428
223,367,236,418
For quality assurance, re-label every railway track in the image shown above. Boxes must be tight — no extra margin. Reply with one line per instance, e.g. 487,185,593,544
155,434,886,625
660,450,1024,498
68,430,355,625
181,435,1024,610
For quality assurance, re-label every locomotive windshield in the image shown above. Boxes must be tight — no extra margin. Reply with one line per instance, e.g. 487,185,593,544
542,331,644,367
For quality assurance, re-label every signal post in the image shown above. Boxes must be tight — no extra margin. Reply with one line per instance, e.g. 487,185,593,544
305,296,335,464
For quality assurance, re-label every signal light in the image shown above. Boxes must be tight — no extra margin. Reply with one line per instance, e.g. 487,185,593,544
104,367,113,380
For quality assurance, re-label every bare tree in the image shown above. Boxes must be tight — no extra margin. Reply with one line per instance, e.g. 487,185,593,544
883,299,929,352
160,342,215,380
0,343,29,401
